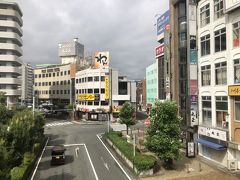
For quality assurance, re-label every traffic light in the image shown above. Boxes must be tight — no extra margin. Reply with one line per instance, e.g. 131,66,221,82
94,94,100,101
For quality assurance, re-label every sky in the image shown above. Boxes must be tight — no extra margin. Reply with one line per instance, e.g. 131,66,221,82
16,0,169,80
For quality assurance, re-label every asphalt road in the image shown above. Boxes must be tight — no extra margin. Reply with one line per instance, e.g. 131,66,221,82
33,119,136,180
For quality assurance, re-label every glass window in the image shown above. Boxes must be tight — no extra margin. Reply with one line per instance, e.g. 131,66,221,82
94,76,99,82
88,77,93,82
201,34,210,56
88,89,93,93
215,62,227,85
233,21,240,48
214,0,224,19
215,28,226,52
68,70,70,75
101,89,105,94
235,97,240,121
216,96,228,128
88,101,93,105
53,73,55,77
201,65,211,86
101,76,105,81
202,96,212,126
76,79,79,84
200,4,210,27
94,89,99,93
94,101,99,106
234,59,240,83
64,71,67,75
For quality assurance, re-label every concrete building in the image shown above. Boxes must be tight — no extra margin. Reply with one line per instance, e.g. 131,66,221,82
34,63,76,106
21,63,33,105
196,0,240,170
170,0,198,144
75,67,136,121
0,1,23,108
146,62,157,106
136,79,146,110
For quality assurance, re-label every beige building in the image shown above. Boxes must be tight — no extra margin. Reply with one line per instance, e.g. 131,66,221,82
21,63,33,104
0,1,23,108
34,63,76,105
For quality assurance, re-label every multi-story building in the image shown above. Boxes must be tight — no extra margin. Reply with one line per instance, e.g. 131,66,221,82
0,1,23,108
21,63,33,105
170,0,198,144
136,79,146,110
146,62,157,106
34,63,76,106
196,0,240,170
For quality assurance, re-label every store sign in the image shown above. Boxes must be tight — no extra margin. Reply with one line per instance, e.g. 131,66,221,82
157,10,170,36
190,49,197,65
79,94,95,101
198,126,228,141
112,105,122,113
94,51,109,69
187,142,195,157
229,85,240,96
156,45,164,58
105,77,109,100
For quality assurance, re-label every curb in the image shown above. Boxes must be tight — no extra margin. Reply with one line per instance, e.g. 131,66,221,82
72,120,104,125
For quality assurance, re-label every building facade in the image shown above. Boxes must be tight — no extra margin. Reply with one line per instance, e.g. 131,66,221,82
0,1,23,108
146,62,157,105
21,63,33,105
136,79,146,110
196,0,240,170
34,63,76,105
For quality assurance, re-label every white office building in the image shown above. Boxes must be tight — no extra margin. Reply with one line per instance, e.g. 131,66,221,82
0,1,23,108
21,63,33,105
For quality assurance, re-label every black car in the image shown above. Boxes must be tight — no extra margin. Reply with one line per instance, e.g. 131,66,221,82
51,145,66,165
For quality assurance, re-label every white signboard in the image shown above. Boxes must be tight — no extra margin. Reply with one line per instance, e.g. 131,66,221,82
198,126,227,141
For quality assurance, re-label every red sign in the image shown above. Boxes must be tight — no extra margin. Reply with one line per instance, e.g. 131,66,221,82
156,45,164,58
144,118,151,126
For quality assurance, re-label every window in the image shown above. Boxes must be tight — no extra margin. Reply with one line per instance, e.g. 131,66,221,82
64,80,66,85
82,78,85,83
35,83,37,86
39,74,41,78
214,0,224,19
216,96,228,129
76,79,79,84
60,90,63,94
64,90,67,94
201,34,210,56
215,62,227,85
34,74,37,78
57,72,59,76
53,82,55,85
79,78,81,83
61,72,63,76
202,96,212,126
53,90,55,94
215,28,226,52
101,89,105,94
200,4,210,27
201,65,211,86
46,74,48,77
94,76,99,82
94,89,99,93
57,90,59,94
57,81,59,85
68,70,70,75
68,80,70,84
43,74,45,78
101,76,105,81
60,81,63,85
235,97,240,121
49,90,51,95
233,21,240,48
94,102,99,106
88,89,93,93
101,101,109,106
234,59,240,83
53,73,55,77
49,73,51,77
49,82,51,86
38,82,41,86
88,77,93,82
64,71,67,75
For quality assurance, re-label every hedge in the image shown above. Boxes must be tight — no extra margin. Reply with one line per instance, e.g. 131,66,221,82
106,131,156,171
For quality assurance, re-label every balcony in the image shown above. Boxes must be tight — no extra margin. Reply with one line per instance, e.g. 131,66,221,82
0,31,23,45
0,77,21,85
112,95,130,101
0,9,23,26
0,55,22,65
0,43,22,55
1,89,21,96
0,20,23,36
0,66,21,74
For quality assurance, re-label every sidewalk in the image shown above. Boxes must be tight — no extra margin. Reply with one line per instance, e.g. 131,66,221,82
72,119,104,125
141,154,239,180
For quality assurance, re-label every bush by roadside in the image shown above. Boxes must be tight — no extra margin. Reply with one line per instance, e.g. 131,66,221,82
105,131,156,173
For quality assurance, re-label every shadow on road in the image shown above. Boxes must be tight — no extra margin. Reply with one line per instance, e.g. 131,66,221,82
43,173,75,180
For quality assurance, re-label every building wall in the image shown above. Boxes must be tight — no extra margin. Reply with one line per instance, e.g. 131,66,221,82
0,1,23,108
21,63,33,104
146,62,157,105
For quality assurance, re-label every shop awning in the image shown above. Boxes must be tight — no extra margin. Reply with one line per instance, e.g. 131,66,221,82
196,138,227,150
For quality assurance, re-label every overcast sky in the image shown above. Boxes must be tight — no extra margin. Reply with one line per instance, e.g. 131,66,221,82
17,0,168,80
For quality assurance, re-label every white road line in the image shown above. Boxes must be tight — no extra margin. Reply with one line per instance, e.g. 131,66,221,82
96,133,132,180
46,143,85,148
31,137,49,180
101,157,110,171
75,147,80,158
83,144,99,180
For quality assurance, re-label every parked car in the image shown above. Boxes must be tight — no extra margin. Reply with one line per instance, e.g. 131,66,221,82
51,145,66,165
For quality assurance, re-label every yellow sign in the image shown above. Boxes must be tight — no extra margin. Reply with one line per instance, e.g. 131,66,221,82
105,77,109,100
112,106,122,113
94,51,109,69
79,94,95,101
229,85,240,96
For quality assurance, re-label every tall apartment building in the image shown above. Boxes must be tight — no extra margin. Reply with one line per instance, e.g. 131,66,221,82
0,1,23,108
197,0,240,170
170,0,198,143
21,63,33,105
136,79,146,110
146,62,157,106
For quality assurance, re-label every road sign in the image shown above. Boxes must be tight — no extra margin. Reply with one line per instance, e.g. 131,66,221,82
144,118,151,126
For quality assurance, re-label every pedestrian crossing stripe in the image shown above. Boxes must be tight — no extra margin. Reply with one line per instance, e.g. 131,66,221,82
45,121,73,127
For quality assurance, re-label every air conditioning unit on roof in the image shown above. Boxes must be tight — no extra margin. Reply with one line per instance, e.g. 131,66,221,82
228,160,237,171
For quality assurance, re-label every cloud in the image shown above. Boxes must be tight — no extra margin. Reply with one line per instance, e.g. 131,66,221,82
17,0,168,79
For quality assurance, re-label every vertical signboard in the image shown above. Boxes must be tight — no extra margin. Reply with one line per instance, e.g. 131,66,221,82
105,76,109,100
94,51,109,69
157,10,170,37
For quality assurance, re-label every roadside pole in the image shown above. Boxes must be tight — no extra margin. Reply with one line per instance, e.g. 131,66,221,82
133,134,136,157
33,97,35,116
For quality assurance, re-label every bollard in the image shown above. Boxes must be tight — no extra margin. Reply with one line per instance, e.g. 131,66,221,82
186,164,190,173
199,162,202,172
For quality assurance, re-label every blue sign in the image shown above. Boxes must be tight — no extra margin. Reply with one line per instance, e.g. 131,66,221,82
157,10,170,36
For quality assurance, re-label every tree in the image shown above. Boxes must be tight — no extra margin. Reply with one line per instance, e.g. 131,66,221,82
145,100,182,168
119,102,135,135
0,91,6,105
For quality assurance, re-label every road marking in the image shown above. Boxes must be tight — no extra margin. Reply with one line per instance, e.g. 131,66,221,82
45,121,73,127
83,144,99,180
31,137,49,180
75,147,80,158
46,143,85,148
96,133,132,180
101,157,109,171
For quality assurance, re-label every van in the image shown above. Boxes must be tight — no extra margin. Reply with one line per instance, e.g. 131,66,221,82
51,145,66,165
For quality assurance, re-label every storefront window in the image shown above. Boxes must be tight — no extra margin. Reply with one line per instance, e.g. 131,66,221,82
235,97,240,121
202,96,212,126
216,96,228,128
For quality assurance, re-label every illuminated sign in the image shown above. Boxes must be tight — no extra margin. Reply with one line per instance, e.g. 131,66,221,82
94,51,109,69
156,45,164,58
79,94,95,101
105,77,109,100
157,10,170,36
229,85,240,96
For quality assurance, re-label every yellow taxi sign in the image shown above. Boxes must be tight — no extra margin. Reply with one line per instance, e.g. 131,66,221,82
79,94,95,101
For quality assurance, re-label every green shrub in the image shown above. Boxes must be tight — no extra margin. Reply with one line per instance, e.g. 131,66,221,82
106,131,156,171
23,152,33,165
10,166,26,180
33,143,41,155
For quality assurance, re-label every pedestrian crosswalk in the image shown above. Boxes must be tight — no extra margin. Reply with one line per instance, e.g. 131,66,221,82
45,121,74,127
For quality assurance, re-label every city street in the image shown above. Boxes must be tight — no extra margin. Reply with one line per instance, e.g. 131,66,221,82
32,119,135,180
